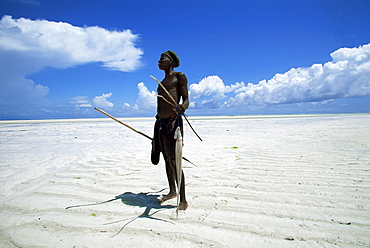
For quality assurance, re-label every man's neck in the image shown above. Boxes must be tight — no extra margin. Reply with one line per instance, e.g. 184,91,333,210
164,68,175,77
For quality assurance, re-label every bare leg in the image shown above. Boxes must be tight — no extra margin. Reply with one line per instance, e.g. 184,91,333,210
177,169,188,210
164,157,187,210
159,156,177,202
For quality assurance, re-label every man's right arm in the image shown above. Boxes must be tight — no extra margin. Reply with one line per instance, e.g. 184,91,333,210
177,72,189,114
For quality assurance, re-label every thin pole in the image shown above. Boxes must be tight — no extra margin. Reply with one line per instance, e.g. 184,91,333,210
150,75,177,106
95,108,152,140
94,108,196,166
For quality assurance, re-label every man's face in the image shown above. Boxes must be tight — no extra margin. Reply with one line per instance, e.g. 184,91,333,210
158,54,172,70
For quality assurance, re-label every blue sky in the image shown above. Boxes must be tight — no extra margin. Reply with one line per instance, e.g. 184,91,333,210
1,0,370,120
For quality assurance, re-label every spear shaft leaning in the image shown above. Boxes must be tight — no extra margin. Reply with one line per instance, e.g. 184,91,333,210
94,107,196,166
95,107,152,140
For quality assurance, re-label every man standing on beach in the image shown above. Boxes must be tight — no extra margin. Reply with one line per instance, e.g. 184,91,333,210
151,50,189,210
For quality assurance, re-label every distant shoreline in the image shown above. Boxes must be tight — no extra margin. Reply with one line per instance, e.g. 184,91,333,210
0,113,368,124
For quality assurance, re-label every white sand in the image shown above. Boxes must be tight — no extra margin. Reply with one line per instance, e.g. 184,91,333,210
0,114,369,247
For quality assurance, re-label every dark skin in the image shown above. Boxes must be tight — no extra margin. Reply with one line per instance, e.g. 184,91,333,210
157,53,189,210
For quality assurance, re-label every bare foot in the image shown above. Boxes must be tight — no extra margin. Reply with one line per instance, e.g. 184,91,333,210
178,201,188,211
158,193,177,203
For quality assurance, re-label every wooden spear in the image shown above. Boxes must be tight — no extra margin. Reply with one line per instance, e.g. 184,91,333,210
95,107,152,140
94,107,196,166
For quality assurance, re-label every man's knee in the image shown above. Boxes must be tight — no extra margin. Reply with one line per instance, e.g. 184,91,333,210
164,155,174,162
165,157,176,168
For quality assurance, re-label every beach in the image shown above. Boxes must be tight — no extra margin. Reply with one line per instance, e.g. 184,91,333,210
0,114,369,247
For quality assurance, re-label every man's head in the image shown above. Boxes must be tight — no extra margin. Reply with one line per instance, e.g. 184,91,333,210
162,50,180,68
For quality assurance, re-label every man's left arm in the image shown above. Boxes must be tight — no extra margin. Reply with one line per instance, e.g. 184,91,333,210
177,72,189,114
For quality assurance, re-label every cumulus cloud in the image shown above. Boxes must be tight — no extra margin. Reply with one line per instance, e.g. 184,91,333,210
0,15,142,119
92,93,114,109
0,76,51,117
135,82,157,110
70,96,92,108
189,76,244,109
122,82,156,113
188,43,370,112
0,15,142,72
226,43,370,108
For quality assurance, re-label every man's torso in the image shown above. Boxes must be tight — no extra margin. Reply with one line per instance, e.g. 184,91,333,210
157,73,181,119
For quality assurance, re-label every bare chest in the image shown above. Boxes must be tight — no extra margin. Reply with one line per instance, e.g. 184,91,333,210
157,75,179,95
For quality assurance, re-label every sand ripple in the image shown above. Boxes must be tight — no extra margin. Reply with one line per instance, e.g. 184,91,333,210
0,115,369,247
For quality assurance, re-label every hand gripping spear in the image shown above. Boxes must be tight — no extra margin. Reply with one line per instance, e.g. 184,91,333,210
94,107,195,166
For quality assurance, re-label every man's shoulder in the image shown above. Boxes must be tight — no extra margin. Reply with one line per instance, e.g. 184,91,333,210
174,71,184,76
175,71,187,81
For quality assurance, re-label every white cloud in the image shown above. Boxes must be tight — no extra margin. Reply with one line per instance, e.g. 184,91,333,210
79,104,92,108
0,15,143,72
0,15,143,119
187,43,370,112
227,43,370,108
189,75,244,109
0,75,51,117
190,75,244,99
70,96,92,107
122,82,156,113
136,82,157,110
93,93,114,109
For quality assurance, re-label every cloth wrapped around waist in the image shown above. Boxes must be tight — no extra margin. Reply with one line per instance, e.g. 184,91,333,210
151,114,183,164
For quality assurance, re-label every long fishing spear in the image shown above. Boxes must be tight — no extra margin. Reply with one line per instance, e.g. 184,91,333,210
94,107,195,165
95,107,152,140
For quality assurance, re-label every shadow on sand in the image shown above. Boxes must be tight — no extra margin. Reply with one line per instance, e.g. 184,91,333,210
66,190,176,237
106,191,176,236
